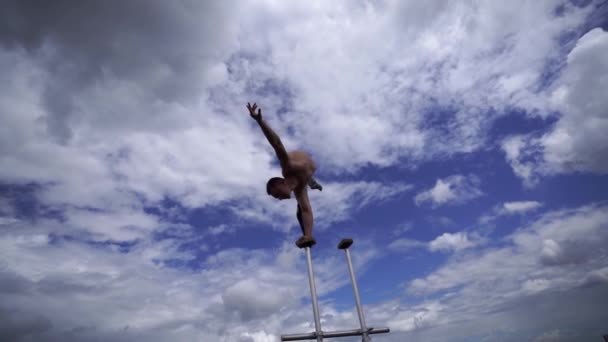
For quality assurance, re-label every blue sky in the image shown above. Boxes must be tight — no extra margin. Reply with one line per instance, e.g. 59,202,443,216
1,1,608,341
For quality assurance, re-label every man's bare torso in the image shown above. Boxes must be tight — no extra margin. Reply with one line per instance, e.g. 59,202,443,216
282,150,317,187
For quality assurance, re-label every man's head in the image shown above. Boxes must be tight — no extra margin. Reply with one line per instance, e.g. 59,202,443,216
266,177,291,200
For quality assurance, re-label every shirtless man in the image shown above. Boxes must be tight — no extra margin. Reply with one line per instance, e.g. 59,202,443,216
247,102,323,248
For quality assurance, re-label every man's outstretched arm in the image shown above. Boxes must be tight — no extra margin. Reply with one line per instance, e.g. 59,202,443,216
247,102,289,167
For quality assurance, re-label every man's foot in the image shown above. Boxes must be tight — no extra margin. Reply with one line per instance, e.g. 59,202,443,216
308,177,323,191
295,235,317,248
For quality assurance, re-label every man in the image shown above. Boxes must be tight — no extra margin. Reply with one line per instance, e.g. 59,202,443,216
247,102,323,248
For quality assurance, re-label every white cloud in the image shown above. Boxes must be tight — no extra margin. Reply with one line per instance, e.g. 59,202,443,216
501,135,543,187
392,221,413,236
503,201,543,213
233,180,412,233
415,174,483,207
63,207,162,242
503,28,608,184
417,179,455,205
250,1,591,170
583,266,608,285
238,331,278,342
412,204,608,296
390,232,483,254
385,301,445,332
388,238,426,252
0,0,595,214
539,238,564,265
428,232,480,253
479,200,544,223
543,27,608,174
207,224,236,236
0,217,18,225
222,278,294,321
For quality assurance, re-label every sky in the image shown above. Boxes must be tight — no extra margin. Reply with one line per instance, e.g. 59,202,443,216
0,0,607,341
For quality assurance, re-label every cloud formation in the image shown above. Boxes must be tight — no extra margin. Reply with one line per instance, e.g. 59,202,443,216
503,27,608,186
479,200,544,223
0,226,366,342
428,232,481,253
414,174,483,207
503,201,543,213
394,203,608,340
0,0,606,341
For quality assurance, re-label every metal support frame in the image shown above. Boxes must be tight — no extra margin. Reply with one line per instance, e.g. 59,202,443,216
280,238,390,341
281,327,390,341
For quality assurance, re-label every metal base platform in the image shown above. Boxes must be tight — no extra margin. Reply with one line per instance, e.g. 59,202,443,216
282,327,390,341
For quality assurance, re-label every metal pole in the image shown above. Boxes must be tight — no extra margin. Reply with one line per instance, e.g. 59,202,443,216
344,248,370,342
305,247,323,341
339,239,370,342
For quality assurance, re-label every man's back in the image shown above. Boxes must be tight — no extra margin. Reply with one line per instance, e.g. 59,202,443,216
282,150,317,185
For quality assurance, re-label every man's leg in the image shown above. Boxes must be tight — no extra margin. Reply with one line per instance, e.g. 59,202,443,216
308,177,323,191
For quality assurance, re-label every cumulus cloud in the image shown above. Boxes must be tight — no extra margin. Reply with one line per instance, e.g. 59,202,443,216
412,204,608,295
389,232,483,254
207,224,236,236
237,331,278,342
222,279,293,321
479,200,544,223
374,203,608,341
0,0,596,212
257,0,592,170
0,0,598,215
502,135,543,187
415,174,483,207
0,222,369,341
0,205,388,342
428,232,481,253
503,27,608,185
544,27,608,173
503,201,543,213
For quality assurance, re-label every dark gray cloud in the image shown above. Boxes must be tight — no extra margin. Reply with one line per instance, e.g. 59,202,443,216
0,0,237,141
0,0,233,81
221,278,295,322
0,308,53,342
0,271,33,294
539,238,597,266
392,283,608,342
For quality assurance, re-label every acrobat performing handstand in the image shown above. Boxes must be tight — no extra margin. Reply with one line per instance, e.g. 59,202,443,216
247,102,323,248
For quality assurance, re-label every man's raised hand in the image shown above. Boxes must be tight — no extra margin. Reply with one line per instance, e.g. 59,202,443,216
247,102,262,121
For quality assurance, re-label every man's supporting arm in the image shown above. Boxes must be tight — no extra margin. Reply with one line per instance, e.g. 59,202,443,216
295,188,314,237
